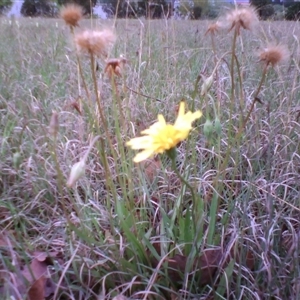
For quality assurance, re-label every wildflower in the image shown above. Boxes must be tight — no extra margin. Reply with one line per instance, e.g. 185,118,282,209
104,57,127,78
60,4,83,28
226,7,258,35
258,45,289,67
126,102,202,163
75,29,116,58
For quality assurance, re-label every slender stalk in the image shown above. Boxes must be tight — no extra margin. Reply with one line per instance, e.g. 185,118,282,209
170,155,198,230
70,26,91,106
226,27,239,156
110,73,125,129
236,63,268,137
218,62,269,175
90,52,107,129
229,28,238,109
211,34,222,105
49,134,78,223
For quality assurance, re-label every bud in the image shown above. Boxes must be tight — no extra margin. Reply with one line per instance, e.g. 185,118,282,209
13,152,22,169
203,118,214,139
214,117,222,136
49,111,59,138
200,75,214,96
67,160,86,188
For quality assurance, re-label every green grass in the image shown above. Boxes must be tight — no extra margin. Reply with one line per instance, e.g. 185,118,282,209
1,15,300,299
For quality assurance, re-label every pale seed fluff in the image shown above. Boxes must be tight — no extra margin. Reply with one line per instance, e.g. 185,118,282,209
60,4,83,28
258,44,289,67
226,6,259,34
75,29,116,58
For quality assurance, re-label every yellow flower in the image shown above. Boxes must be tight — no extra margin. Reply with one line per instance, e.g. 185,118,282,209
126,102,202,163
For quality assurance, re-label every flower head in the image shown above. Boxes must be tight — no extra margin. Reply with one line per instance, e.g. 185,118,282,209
75,29,116,57
226,7,258,35
60,4,83,28
205,21,222,36
258,44,289,67
126,102,202,163
104,57,127,78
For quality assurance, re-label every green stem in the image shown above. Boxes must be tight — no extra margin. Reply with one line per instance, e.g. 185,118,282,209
171,158,195,204
170,154,197,230
110,73,125,129
229,28,238,110
218,62,269,175
236,63,268,138
90,54,116,146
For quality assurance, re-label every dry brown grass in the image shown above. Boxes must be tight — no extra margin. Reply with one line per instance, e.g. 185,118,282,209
0,17,300,299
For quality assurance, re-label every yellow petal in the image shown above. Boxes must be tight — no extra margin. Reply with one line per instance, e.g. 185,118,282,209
175,130,189,141
178,101,185,117
133,149,155,163
175,110,202,128
142,116,166,135
191,110,202,120
126,136,152,149
157,114,166,125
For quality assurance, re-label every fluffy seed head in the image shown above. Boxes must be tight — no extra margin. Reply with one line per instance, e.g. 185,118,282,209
226,7,259,35
75,29,116,58
258,44,289,67
60,4,83,28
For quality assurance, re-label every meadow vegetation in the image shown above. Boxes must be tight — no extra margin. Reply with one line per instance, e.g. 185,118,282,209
1,7,300,299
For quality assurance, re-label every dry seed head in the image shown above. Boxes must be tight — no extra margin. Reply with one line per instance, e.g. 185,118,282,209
205,21,222,36
75,29,116,58
226,6,259,35
69,100,82,115
60,4,83,28
258,44,289,67
104,57,127,78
